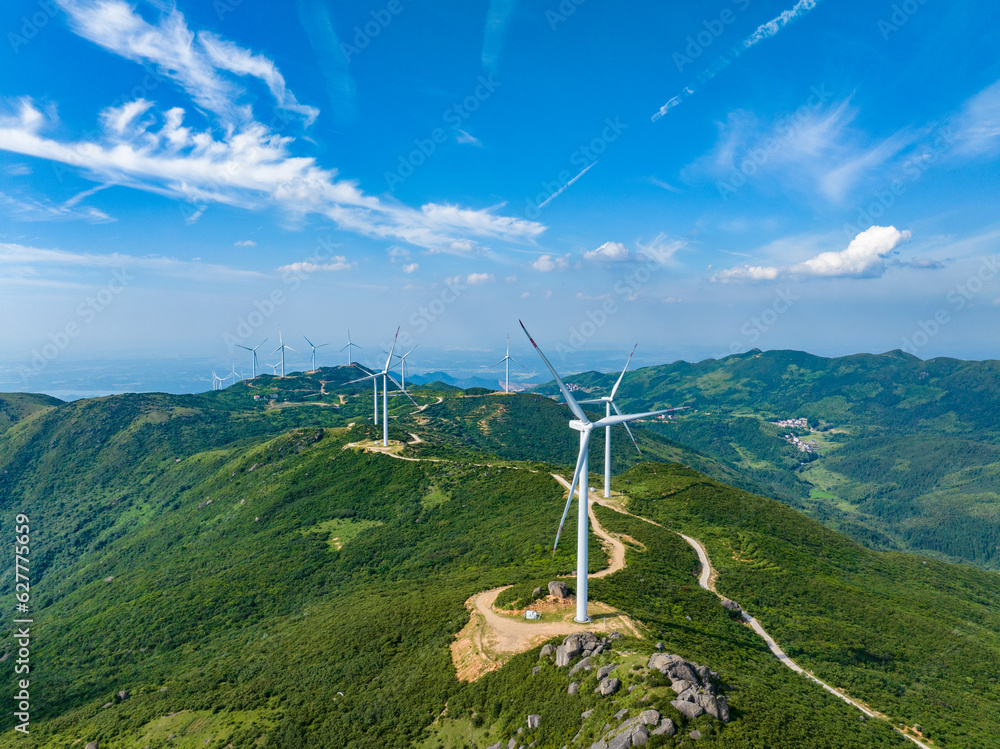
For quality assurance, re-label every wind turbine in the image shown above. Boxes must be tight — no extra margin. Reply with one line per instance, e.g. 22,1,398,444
341,330,363,365
236,339,268,379
490,333,525,393
392,344,418,393
303,336,330,373
211,370,222,391
577,345,688,498
343,327,418,447
228,363,241,385
267,362,279,376
271,328,297,378
520,321,677,623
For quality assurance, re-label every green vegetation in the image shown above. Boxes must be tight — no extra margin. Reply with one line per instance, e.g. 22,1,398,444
0,378,997,747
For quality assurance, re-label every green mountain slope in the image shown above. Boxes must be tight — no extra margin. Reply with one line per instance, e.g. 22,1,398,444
0,385,996,748
542,349,1000,569
0,393,62,434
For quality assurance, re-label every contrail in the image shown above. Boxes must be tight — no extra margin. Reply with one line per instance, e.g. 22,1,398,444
652,0,823,122
537,161,598,209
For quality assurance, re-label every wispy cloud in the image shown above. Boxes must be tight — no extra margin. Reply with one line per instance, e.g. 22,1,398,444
234,239,257,247
0,190,114,223
276,258,353,273
951,78,1000,157
481,0,518,75
0,241,260,280
456,129,483,147
714,225,911,282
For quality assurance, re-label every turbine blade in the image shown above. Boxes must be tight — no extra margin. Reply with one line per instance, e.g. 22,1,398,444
509,356,526,369
576,398,606,404
285,345,298,353
519,320,588,423
303,336,315,348
317,343,330,349
490,357,506,369
610,344,637,399
236,345,251,351
383,326,400,372
553,445,588,557
612,402,642,455
344,373,378,385
387,374,420,407
593,406,688,428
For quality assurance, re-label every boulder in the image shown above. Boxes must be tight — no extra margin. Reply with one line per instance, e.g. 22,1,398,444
608,632,625,641
597,664,618,680
638,709,660,726
508,739,517,749
568,657,592,677
651,719,676,736
85,743,98,749
690,730,703,739
568,682,579,695
614,708,629,721
532,666,541,675
532,587,544,598
527,715,541,730
540,643,555,658
670,699,704,719
589,741,608,749
548,581,569,598
581,709,593,719
555,645,572,667
117,690,129,701
486,743,503,749
698,694,730,722
721,599,741,612
596,677,621,696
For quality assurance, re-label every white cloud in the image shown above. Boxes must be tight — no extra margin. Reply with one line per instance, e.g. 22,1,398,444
0,190,113,224
520,291,530,298
531,253,569,272
952,78,1000,157
0,241,258,280
456,129,482,147
584,241,631,262
740,0,820,51
276,257,354,273
505,274,517,282
466,272,494,285
234,239,256,247
402,263,419,274
4,163,31,176
714,225,912,282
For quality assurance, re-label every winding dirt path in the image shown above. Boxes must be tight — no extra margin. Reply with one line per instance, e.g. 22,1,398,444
678,534,933,749
551,475,625,578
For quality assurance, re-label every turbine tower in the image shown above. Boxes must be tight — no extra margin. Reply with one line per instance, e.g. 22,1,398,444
578,346,688,498
211,370,222,390
228,363,241,385
271,328,297,378
236,339,268,379
341,330,363,365
392,344,419,393
303,336,330,373
344,328,417,447
520,321,676,623
490,333,525,393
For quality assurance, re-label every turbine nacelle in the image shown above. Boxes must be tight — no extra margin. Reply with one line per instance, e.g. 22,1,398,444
569,419,591,432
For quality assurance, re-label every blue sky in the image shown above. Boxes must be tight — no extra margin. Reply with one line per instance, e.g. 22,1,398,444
2,0,1000,394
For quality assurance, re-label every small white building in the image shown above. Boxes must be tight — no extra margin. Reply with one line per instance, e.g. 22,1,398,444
524,610,540,621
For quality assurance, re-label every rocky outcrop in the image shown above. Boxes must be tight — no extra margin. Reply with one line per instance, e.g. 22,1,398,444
721,599,741,612
85,743,98,749
568,681,579,695
548,580,569,598
651,718,676,736
596,677,620,696
568,657,592,677
527,714,541,729
648,653,730,723
540,643,555,658
554,632,608,667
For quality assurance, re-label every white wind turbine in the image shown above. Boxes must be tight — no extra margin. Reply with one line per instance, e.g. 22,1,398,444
392,343,418,393
344,327,417,447
267,362,279,376
577,345,687,498
236,339,268,379
341,330,363,365
303,336,330,373
227,363,241,386
271,328,297,378
211,370,222,391
520,321,677,623
490,333,525,393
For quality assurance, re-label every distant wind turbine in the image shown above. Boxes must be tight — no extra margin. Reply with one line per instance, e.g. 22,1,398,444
341,330,363,365
520,321,676,623
344,327,417,447
267,362,279,376
392,344,418,393
271,328,297,378
578,345,687,498
236,339,268,379
303,336,330,373
227,363,241,386
490,333,525,393
211,370,222,391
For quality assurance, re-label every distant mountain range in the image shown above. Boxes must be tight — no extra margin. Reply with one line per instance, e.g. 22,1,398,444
409,370,535,391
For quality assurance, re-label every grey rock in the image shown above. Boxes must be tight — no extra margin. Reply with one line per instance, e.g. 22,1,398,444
548,580,569,598
670,699,704,719
85,743,99,749
581,709,594,719
685,615,692,621
608,632,625,641
101,702,113,709
721,598,741,612
532,587,544,598
568,681,579,695
614,708,630,721
527,715,541,730
676,686,700,703
603,723,612,733
631,726,650,746
699,694,730,722
690,730,703,739
628,685,637,692
696,665,712,683
589,741,608,749
117,690,129,701
540,643,555,658
592,643,604,656
655,641,664,651
608,733,632,749
508,739,517,749
532,666,541,675
555,645,572,667
597,663,619,680
518,726,524,734
486,743,503,749
581,648,594,658
638,709,660,726
670,679,694,695
569,656,592,677
651,719,676,736
597,677,621,696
